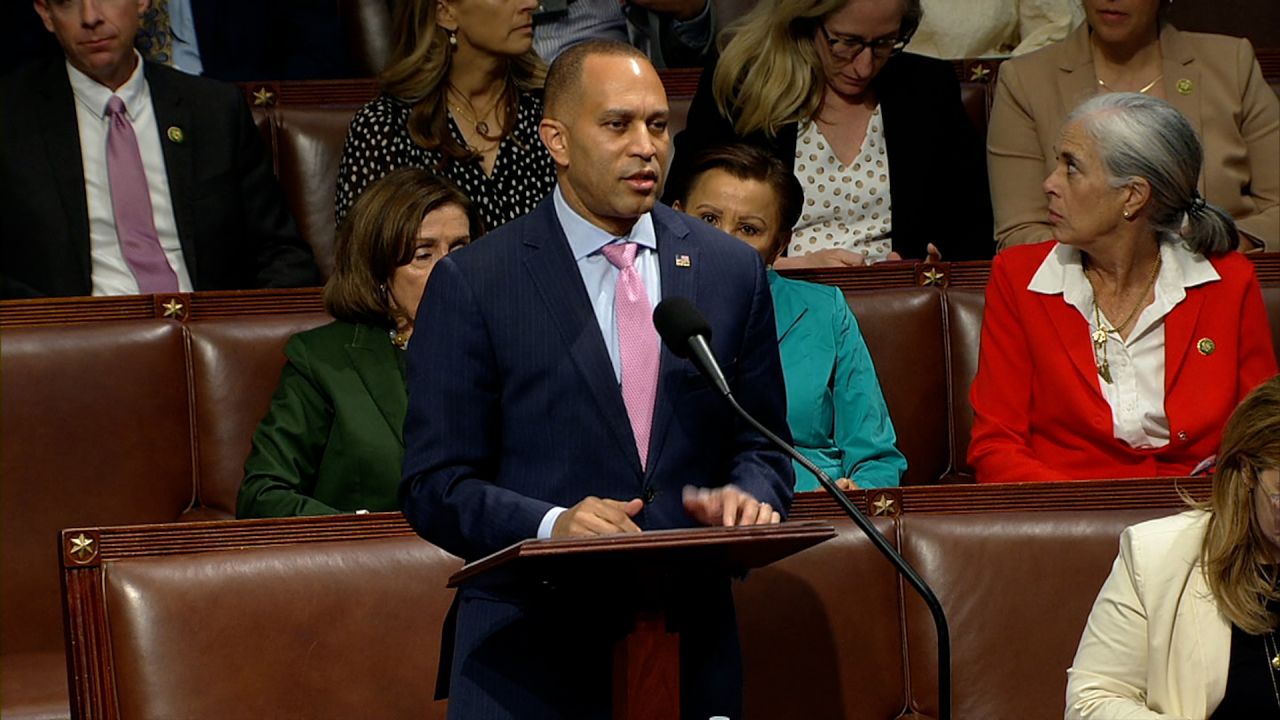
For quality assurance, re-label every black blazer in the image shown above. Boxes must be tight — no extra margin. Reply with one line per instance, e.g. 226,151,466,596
668,52,995,261
0,58,317,298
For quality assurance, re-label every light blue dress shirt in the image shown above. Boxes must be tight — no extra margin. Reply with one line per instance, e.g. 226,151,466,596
167,0,204,76
537,186,662,537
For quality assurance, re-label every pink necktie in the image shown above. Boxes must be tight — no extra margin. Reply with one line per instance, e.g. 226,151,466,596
105,96,178,293
601,242,660,470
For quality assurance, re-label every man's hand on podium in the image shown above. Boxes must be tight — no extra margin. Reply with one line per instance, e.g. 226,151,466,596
552,497,644,537
682,484,781,527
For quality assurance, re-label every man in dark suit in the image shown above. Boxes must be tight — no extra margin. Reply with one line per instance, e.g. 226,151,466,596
400,40,794,719
0,0,317,299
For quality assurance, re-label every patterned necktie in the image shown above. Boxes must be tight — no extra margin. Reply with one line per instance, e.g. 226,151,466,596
601,242,661,470
137,0,173,66
105,96,179,293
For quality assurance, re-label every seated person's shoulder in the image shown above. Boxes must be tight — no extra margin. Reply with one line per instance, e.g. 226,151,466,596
997,239,1057,268
145,63,242,102
345,93,413,138
1123,509,1209,557
285,320,365,363
772,273,844,307
989,240,1058,287
995,37,1072,82
357,93,412,119
1206,247,1260,280
1173,29,1254,56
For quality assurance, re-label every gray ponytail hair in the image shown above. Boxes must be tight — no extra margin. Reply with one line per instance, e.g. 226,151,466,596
1066,92,1237,256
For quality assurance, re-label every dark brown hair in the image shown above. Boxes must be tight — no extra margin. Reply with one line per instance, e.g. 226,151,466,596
676,143,805,255
324,168,484,328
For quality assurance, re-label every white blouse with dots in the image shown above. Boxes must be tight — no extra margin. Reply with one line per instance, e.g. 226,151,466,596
790,105,894,262
335,91,557,232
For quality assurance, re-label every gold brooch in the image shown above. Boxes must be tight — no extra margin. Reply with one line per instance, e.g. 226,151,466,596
166,126,184,144
1176,78,1193,95
1196,338,1215,355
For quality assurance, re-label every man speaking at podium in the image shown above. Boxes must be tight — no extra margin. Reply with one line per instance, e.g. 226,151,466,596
400,40,794,720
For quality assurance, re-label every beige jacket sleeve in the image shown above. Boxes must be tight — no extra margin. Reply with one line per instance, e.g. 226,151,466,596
1231,38,1280,250
1064,529,1181,720
988,60,1056,250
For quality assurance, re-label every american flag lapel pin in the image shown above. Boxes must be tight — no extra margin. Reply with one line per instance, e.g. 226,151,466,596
675,254,691,268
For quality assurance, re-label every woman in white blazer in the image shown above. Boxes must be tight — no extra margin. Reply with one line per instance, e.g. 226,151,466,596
1066,374,1280,718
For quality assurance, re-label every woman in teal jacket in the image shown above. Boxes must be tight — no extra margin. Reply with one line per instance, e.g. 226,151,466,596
674,145,905,490
238,169,483,517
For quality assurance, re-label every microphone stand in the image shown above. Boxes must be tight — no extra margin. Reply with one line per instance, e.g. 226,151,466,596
721,391,952,720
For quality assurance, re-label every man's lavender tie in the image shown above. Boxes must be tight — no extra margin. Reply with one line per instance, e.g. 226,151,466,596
105,96,178,293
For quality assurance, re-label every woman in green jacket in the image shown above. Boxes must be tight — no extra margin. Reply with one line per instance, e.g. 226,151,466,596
674,144,906,490
238,169,483,517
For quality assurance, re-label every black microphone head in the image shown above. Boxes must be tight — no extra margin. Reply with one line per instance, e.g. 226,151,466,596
653,297,712,359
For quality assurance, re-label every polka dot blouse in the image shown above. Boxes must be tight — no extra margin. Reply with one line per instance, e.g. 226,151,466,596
791,105,894,262
335,90,557,232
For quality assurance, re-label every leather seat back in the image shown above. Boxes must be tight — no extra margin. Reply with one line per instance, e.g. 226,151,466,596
735,516,906,719
1,321,192,656
103,535,460,719
898,507,1175,719
845,287,950,485
943,288,984,480
274,105,363,278
188,313,332,516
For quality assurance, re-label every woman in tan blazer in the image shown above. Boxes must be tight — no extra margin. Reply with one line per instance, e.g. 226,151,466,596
988,0,1278,252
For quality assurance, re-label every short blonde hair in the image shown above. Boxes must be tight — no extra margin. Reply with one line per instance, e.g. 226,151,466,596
1199,375,1280,634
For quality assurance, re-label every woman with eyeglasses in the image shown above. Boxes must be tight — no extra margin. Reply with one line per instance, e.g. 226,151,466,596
1066,374,1280,718
666,0,994,267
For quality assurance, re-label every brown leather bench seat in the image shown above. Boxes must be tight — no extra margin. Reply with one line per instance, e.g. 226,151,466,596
2,256,1277,718
0,308,330,720
59,483,1197,719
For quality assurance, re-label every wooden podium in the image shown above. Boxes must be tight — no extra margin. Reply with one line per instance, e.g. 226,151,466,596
448,521,836,720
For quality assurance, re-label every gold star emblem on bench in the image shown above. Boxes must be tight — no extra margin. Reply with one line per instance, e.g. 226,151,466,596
921,268,944,286
252,87,276,107
161,298,186,320
968,64,991,82
871,493,897,516
69,533,96,563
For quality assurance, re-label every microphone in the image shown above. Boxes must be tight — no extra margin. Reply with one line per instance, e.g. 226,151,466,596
652,297,729,396
653,297,953,720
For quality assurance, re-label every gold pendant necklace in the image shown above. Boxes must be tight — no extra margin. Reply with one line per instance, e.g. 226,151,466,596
1091,309,1113,384
1097,74,1163,94
447,84,505,142
1084,253,1162,384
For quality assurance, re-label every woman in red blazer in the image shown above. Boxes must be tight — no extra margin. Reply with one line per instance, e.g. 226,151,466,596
969,93,1276,484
